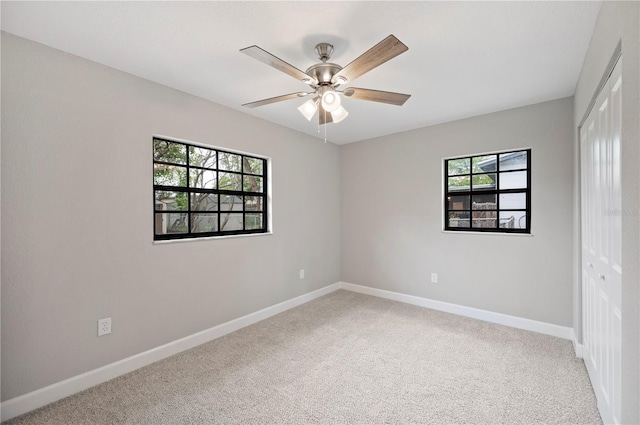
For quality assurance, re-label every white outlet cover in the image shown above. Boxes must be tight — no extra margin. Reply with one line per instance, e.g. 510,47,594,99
98,317,112,336
299,269,305,279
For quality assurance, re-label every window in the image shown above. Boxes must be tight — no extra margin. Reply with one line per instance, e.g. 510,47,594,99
153,137,268,240
444,149,531,233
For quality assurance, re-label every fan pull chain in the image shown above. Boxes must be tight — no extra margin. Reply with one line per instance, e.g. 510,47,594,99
324,115,327,143
323,109,327,143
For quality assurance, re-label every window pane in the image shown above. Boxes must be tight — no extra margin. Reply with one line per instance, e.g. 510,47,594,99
472,173,496,191
218,152,242,171
191,193,218,211
155,191,187,211
448,212,470,228
191,213,218,233
447,158,470,176
243,157,263,175
472,155,497,173
220,195,243,211
155,213,188,234
218,172,242,191
472,194,496,210
447,195,468,210
243,175,263,192
245,196,263,212
472,211,497,228
220,213,243,231
499,192,526,210
500,211,527,229
499,151,528,171
154,140,186,164
154,164,186,187
153,138,269,240
448,176,470,192
189,146,216,169
499,171,527,189
189,169,217,189
245,213,263,230
443,149,530,234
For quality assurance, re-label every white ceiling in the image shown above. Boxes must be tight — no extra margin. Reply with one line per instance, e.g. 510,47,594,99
1,1,601,145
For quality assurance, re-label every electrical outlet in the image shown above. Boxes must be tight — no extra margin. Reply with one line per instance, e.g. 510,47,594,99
431,273,438,284
299,269,305,279
98,317,111,336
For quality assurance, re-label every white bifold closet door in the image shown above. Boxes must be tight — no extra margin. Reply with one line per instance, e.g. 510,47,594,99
580,57,622,425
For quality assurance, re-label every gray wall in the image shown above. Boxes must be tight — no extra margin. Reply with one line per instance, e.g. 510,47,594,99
341,97,574,326
1,33,341,401
573,2,640,423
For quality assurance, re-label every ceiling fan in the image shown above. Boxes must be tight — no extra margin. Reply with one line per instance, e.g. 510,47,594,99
240,35,411,125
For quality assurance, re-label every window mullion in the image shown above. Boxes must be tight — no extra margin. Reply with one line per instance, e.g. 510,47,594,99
186,145,191,236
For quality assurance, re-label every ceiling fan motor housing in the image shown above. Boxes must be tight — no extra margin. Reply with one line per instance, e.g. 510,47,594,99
305,62,343,86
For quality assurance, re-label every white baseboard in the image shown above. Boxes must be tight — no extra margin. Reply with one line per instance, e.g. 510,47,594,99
339,282,574,340
571,330,584,358
0,282,342,422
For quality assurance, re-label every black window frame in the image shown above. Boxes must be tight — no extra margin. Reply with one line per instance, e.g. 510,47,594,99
444,149,531,234
153,137,268,241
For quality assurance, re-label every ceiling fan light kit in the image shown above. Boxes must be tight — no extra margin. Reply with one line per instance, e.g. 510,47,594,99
240,35,411,127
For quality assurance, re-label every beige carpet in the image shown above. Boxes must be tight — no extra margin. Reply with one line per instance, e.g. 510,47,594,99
4,290,602,424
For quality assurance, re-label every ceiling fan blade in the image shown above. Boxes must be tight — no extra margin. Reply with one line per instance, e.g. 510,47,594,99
331,35,408,84
318,103,333,125
242,92,310,108
240,45,318,85
343,87,411,106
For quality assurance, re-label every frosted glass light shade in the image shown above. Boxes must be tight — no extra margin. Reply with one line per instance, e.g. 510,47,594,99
321,89,341,112
297,98,318,121
331,105,349,123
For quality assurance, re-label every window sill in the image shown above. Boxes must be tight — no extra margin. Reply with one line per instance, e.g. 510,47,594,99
441,230,534,237
153,231,273,245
